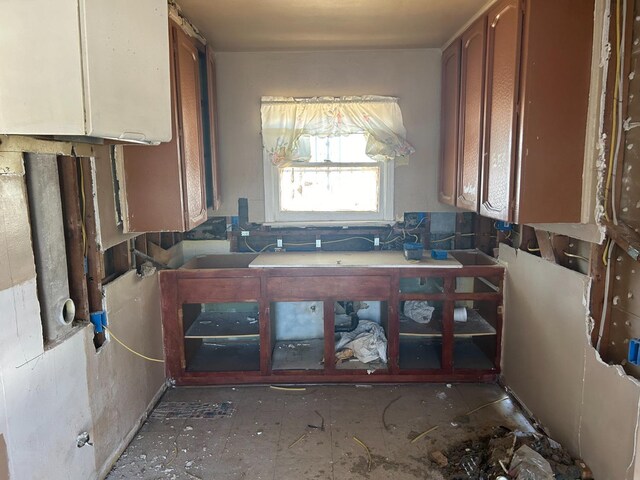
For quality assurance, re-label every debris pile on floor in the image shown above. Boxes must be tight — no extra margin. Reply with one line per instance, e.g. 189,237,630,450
435,427,592,480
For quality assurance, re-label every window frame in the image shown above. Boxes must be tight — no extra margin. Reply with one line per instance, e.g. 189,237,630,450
263,151,394,225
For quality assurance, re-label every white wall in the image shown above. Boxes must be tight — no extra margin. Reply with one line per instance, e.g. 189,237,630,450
214,49,452,222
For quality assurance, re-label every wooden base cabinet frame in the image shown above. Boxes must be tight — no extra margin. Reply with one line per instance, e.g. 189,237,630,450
159,251,504,385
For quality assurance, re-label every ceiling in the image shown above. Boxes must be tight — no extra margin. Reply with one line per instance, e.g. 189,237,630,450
176,0,490,52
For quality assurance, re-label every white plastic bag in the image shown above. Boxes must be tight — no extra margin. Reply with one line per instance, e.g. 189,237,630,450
335,320,387,363
509,445,554,480
404,301,435,324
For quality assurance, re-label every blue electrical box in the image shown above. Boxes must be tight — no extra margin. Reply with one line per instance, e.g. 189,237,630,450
495,221,512,231
431,250,448,260
90,311,108,334
629,338,640,366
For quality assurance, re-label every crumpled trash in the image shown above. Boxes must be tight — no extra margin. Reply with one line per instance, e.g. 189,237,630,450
510,445,555,480
335,320,387,364
137,261,157,278
404,301,435,324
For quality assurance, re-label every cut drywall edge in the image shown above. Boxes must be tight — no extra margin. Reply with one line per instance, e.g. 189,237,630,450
499,244,640,479
594,0,612,229
0,135,94,157
87,157,103,252
582,0,610,226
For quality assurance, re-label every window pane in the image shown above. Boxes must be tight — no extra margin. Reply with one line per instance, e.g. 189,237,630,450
301,133,375,164
280,166,380,212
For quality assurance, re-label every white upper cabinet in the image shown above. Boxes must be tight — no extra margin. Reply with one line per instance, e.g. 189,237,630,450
0,0,171,144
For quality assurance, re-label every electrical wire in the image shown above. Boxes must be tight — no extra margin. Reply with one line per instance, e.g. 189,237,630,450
104,326,165,363
597,241,615,352
243,234,410,253
611,0,627,226
563,251,589,262
430,233,476,244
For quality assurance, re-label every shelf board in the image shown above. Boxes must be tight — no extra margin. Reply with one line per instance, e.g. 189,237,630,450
399,316,443,337
454,309,496,337
184,311,259,339
399,309,496,338
272,339,324,371
186,339,260,372
335,359,388,371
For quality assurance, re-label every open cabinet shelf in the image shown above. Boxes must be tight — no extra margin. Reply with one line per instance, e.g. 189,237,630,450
184,311,260,338
160,249,504,384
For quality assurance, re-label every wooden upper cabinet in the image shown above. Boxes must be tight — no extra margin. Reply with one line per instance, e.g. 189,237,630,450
120,21,219,233
440,0,594,223
456,16,487,212
514,0,594,223
439,39,462,206
480,0,522,222
174,25,207,230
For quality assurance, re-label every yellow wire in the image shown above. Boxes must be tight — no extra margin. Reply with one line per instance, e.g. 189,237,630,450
604,0,621,221
563,251,589,262
104,326,165,363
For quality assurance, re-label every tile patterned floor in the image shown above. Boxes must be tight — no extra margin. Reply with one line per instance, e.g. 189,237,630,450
107,383,533,480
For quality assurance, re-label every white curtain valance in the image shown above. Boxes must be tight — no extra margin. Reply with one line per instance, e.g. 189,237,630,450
260,95,415,166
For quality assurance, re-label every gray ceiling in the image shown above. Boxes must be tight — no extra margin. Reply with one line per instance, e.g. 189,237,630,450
176,0,492,51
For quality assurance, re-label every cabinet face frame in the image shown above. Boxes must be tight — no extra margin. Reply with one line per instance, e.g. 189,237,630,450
480,0,523,222
439,39,462,206
205,45,222,211
457,16,487,212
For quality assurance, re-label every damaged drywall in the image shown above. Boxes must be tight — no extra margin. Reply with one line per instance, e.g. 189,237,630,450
500,244,640,480
0,148,168,480
94,145,136,251
86,269,166,477
0,434,8,480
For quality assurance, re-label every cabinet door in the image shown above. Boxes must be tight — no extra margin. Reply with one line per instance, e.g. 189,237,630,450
173,26,208,230
480,0,522,221
438,39,461,206
121,25,185,233
456,17,487,212
206,46,222,210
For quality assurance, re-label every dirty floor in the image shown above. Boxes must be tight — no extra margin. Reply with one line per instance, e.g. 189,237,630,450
107,383,534,479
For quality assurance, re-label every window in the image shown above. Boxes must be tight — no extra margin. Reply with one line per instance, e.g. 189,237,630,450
261,96,414,225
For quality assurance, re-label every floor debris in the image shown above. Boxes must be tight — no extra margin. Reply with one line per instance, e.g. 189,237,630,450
107,384,570,480
352,436,372,472
440,427,591,480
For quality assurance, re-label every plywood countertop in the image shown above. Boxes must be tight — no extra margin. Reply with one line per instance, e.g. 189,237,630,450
248,250,462,268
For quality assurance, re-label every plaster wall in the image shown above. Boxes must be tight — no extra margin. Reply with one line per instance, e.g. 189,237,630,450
500,245,640,480
0,149,166,479
214,49,450,222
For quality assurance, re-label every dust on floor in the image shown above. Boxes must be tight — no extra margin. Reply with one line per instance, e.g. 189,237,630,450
106,383,534,480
